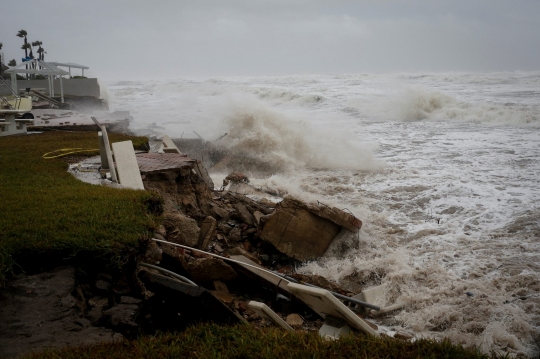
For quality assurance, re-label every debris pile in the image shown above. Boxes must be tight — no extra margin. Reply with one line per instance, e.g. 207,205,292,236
1,130,409,357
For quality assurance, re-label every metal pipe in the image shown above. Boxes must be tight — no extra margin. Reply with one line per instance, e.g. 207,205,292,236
139,262,198,286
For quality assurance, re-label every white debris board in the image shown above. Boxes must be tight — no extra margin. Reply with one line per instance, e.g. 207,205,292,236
111,140,145,190
287,282,379,337
248,301,293,331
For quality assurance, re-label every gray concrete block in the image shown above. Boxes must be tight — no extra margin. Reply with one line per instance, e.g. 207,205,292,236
111,140,144,190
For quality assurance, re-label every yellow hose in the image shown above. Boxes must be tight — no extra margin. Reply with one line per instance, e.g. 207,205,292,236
42,148,99,159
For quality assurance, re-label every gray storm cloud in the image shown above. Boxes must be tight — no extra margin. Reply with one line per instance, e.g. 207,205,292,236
1,0,539,80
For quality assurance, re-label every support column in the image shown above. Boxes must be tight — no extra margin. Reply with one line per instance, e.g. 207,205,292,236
59,77,64,103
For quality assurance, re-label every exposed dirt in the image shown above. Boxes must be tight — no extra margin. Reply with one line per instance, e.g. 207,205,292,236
0,267,121,358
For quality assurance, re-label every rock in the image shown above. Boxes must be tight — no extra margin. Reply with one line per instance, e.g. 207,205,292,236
95,279,112,293
213,280,229,293
253,211,264,225
212,243,224,253
259,196,362,261
286,313,304,327
120,296,142,305
394,331,414,341
210,203,230,220
198,216,217,250
235,203,254,225
155,225,167,237
218,223,233,234
210,291,235,304
138,269,242,331
229,247,261,265
381,317,397,326
88,297,108,308
243,228,257,236
243,241,251,251
102,304,139,329
154,233,166,241
187,258,238,283
229,226,242,242
163,212,201,247
144,240,162,263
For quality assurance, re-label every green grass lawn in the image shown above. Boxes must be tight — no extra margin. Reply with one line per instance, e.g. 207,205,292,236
0,131,158,281
23,323,504,359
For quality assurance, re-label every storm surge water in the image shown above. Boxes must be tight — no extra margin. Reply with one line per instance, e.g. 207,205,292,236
108,72,540,357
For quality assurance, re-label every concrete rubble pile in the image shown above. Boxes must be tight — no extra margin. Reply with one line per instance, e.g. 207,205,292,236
127,136,407,340
1,133,410,357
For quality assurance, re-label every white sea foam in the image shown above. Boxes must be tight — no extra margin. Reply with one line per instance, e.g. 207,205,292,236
107,72,540,357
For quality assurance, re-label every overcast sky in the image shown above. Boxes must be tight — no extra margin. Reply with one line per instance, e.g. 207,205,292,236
2,0,539,80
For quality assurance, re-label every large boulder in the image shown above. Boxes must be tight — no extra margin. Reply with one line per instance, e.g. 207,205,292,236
162,212,200,247
259,197,362,261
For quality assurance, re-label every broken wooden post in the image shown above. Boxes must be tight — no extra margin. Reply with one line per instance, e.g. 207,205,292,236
92,117,117,182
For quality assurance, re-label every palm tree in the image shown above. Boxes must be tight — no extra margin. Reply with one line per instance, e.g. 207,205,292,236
37,47,46,61
8,59,16,67
32,41,42,60
17,29,29,78
21,43,32,79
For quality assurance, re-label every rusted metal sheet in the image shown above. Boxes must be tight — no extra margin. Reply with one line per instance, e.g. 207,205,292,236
136,153,196,174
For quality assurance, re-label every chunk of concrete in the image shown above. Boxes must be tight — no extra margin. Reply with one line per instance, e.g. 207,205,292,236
259,197,362,261
162,135,181,154
286,313,304,328
111,140,144,190
187,257,237,283
198,216,217,250
163,212,200,247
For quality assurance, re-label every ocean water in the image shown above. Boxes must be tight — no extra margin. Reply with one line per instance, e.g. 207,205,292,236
107,72,540,356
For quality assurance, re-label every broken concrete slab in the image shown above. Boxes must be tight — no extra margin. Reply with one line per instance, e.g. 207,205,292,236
111,140,144,190
259,197,362,261
138,269,242,330
137,153,214,217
